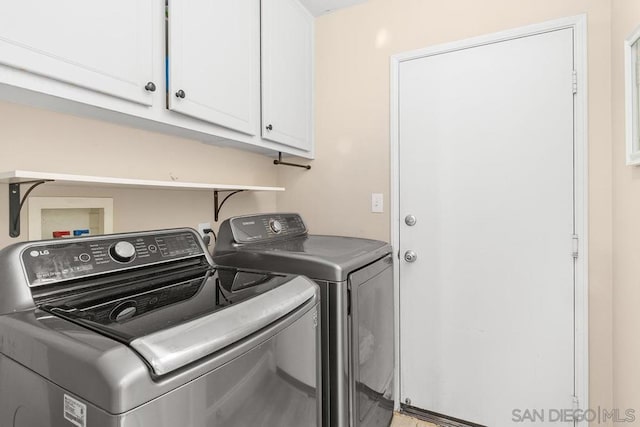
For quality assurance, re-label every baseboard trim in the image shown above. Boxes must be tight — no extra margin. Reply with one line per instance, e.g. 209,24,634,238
400,404,487,427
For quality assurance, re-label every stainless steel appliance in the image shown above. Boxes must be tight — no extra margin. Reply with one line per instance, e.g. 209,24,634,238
213,213,394,427
0,228,320,427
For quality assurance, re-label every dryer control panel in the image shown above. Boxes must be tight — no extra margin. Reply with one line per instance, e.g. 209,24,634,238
228,213,307,244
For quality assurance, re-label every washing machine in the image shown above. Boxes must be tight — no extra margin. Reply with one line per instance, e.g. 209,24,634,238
213,213,394,427
0,228,321,427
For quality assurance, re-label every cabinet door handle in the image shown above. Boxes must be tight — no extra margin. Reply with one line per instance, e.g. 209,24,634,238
144,82,156,92
265,124,273,131
175,90,186,99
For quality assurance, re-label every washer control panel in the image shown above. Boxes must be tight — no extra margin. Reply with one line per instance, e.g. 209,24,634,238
21,229,205,287
229,213,307,244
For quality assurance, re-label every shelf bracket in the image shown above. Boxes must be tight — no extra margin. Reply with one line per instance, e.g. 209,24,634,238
273,152,311,170
9,179,52,238
214,190,245,222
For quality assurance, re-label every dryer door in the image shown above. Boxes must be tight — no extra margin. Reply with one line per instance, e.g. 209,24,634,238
348,255,394,427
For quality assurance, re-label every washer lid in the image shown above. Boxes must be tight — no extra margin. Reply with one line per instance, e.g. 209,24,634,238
214,235,392,282
42,266,317,376
130,275,316,376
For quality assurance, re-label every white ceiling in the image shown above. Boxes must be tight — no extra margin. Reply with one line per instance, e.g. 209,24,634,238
298,0,368,16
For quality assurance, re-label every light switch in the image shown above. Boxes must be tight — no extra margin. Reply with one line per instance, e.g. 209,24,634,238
371,193,384,213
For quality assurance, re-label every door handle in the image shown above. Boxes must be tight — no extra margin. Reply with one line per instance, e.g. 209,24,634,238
404,250,417,263
405,214,417,226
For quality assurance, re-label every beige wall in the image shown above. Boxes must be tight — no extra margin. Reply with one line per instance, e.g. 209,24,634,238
277,0,614,419
0,100,278,250
611,1,640,424
0,0,629,421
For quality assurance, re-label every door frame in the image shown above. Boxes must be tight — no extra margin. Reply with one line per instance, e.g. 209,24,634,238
390,14,588,423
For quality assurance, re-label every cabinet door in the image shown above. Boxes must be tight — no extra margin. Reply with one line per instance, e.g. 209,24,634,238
168,1,259,136
261,0,314,151
0,0,155,106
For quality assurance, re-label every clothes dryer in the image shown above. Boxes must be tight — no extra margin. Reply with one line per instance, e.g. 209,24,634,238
214,213,394,427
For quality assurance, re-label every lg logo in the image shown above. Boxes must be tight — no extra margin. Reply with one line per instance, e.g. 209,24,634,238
29,250,50,257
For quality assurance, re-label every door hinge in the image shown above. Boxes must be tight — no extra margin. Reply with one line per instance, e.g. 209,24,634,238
566,395,580,421
572,234,579,259
572,70,578,94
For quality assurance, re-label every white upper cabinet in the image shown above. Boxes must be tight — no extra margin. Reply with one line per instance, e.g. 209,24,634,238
0,0,315,158
168,1,260,135
0,0,155,106
261,0,314,151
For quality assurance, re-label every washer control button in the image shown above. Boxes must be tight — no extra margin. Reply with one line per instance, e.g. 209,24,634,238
110,241,136,263
148,244,158,253
269,219,283,234
78,253,91,263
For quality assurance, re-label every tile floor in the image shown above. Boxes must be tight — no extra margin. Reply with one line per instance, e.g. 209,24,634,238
391,412,437,427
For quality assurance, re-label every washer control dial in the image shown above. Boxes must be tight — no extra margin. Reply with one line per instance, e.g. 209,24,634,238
269,219,283,234
110,241,136,263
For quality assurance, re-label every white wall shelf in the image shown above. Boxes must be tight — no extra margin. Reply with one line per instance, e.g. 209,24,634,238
0,170,284,238
0,170,284,192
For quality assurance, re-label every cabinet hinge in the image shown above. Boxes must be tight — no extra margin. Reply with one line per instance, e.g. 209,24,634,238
572,234,579,259
572,70,578,94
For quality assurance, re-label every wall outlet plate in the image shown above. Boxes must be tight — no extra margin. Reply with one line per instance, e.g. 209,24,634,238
197,222,211,238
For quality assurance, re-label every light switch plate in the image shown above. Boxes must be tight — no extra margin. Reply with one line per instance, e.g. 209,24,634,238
371,193,383,213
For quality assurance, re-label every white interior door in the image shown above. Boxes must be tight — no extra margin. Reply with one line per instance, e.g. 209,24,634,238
398,28,576,426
